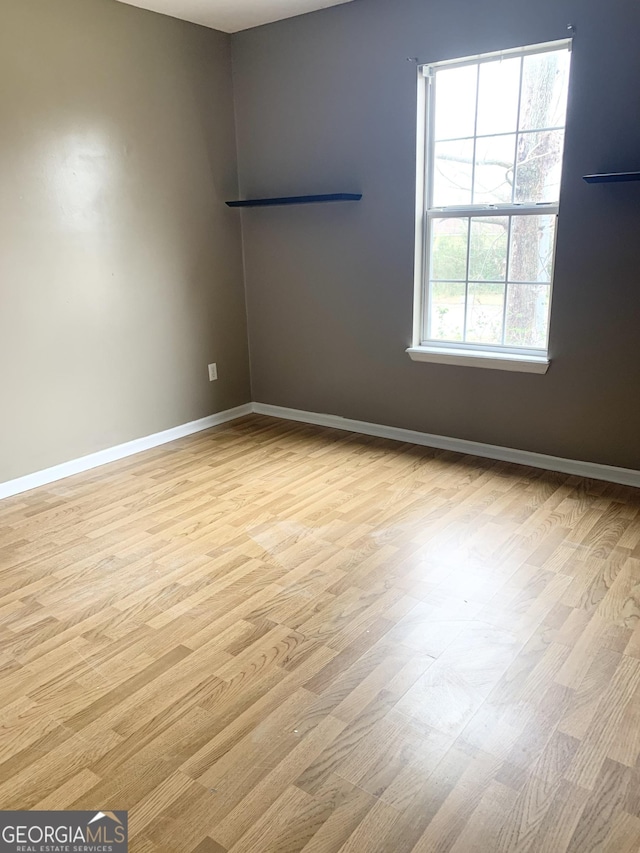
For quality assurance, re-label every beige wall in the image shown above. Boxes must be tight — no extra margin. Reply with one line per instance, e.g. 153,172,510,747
0,0,250,483
232,0,640,470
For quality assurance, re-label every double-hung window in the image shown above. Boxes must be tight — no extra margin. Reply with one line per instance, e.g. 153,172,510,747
409,40,572,372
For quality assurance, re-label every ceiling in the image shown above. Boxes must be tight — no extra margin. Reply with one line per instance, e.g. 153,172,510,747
114,0,355,33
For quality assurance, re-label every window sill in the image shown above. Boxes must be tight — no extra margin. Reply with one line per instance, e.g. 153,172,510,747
406,346,550,374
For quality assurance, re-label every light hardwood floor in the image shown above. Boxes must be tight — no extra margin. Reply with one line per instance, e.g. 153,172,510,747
1,414,640,852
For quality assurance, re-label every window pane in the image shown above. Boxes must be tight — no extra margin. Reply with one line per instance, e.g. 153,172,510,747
468,217,508,280
428,282,466,341
509,215,556,282
473,134,516,203
466,283,505,344
504,283,550,348
434,65,478,141
423,47,569,353
433,139,473,206
514,129,564,203
520,49,570,131
431,218,468,280
476,57,521,136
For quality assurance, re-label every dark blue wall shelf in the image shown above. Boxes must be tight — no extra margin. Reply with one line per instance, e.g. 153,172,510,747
583,172,640,184
226,193,362,208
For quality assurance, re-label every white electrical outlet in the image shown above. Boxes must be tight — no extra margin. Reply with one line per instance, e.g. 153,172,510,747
208,363,218,382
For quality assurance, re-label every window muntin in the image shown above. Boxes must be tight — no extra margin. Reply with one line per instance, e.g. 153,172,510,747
418,42,571,355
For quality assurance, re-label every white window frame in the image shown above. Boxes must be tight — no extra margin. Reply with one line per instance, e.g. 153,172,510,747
408,39,572,374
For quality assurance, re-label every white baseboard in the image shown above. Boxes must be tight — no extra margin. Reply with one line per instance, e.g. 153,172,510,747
0,403,253,501
2,400,638,501
252,403,640,489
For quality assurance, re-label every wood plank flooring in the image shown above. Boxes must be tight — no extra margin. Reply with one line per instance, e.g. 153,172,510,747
1,414,640,852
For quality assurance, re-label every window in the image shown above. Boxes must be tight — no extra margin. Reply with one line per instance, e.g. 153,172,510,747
409,40,571,372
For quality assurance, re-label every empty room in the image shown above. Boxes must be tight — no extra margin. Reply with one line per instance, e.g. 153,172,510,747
2,0,640,850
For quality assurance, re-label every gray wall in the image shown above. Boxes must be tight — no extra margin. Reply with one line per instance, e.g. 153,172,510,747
0,0,250,483
232,0,640,470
